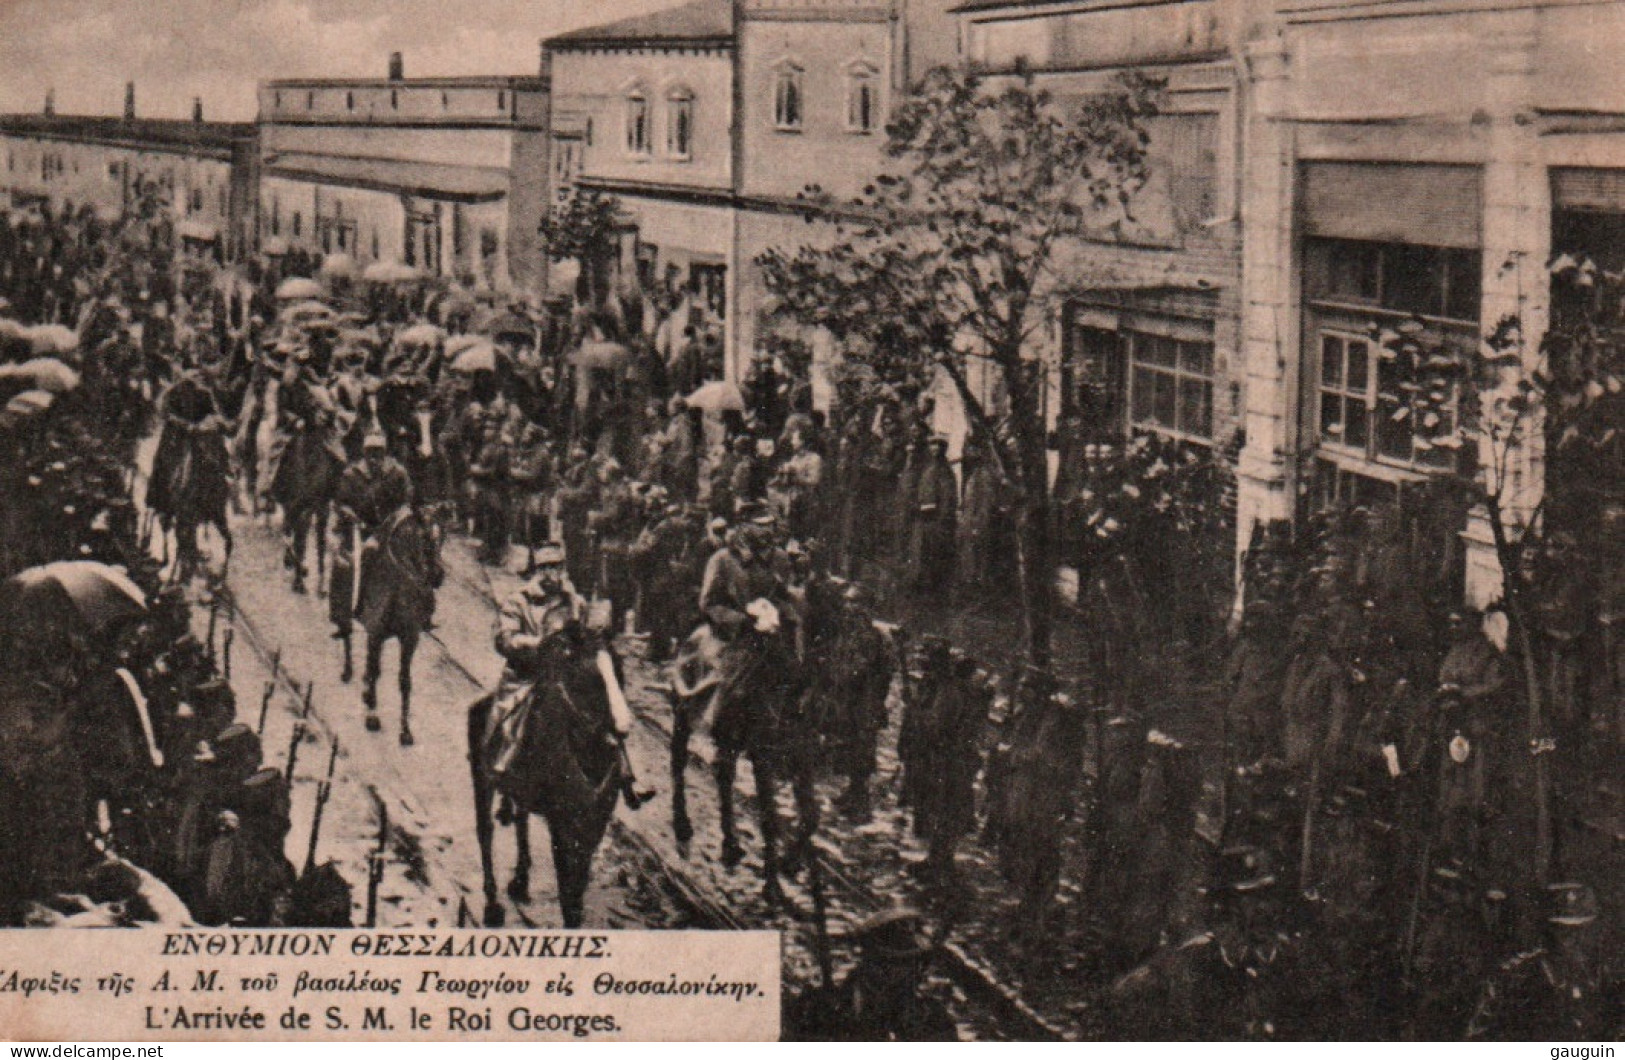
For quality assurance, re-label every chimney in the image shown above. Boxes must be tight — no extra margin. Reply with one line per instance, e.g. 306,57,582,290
124,81,135,120
388,52,404,81
43,88,54,117
193,97,204,122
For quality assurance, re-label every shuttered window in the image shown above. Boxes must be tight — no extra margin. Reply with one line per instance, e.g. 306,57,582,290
1301,162,1482,250
1552,167,1625,213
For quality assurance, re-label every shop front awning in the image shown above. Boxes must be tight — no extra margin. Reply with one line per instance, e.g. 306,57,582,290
266,153,509,204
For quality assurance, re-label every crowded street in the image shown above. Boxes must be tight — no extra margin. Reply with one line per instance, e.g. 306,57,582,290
1,5,1621,1035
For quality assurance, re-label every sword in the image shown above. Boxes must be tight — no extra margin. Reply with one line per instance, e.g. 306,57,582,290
351,523,363,620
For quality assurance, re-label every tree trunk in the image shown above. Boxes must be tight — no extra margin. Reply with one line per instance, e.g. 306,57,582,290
1008,353,1055,669
1485,494,1551,885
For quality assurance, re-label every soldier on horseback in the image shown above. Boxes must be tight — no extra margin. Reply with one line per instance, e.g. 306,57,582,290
487,545,649,808
148,348,233,579
331,432,414,678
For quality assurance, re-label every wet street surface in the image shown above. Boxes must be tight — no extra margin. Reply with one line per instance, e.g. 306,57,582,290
193,509,1036,1038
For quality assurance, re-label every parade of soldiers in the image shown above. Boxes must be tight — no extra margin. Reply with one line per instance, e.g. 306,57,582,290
0,181,1618,1042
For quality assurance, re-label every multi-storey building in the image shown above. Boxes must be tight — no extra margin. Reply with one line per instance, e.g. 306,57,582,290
0,89,258,260
544,0,958,382
1236,0,1625,604
954,0,1253,471
546,0,740,356
257,55,549,295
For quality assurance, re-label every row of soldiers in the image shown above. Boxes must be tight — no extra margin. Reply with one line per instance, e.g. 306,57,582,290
0,201,344,930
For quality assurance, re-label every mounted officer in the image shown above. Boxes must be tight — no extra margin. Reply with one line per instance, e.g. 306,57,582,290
331,431,414,642
486,545,649,809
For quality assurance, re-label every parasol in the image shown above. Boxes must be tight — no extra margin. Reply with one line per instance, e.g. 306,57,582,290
683,379,746,413
319,253,358,279
0,357,80,393
275,277,325,301
396,323,446,348
261,236,291,256
362,260,422,284
5,388,56,416
26,324,80,357
449,339,501,374
280,300,335,323
2,560,147,632
484,313,534,345
0,318,25,341
570,340,631,370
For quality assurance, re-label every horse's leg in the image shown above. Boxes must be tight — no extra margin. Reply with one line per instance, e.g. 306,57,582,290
217,519,234,581
339,632,353,685
314,503,328,591
752,760,787,906
784,753,821,877
362,632,383,732
549,825,589,930
468,701,504,927
670,704,694,847
397,630,417,747
290,510,308,593
507,809,531,903
715,750,743,868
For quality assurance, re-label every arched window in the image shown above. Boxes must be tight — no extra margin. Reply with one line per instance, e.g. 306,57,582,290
846,63,878,133
625,87,650,155
497,90,507,112
392,89,400,110
306,90,315,110
665,86,694,159
346,91,355,111
773,63,803,131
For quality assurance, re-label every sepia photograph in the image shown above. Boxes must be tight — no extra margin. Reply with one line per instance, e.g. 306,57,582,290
0,0,1619,1043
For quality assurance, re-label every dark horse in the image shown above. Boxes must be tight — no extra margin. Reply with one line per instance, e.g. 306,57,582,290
666,609,819,906
355,505,443,746
269,418,342,595
467,630,625,928
150,419,235,583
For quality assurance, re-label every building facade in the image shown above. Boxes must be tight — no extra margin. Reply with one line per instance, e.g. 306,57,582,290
546,0,740,366
257,59,549,296
1236,0,1625,604
545,0,959,383
0,106,258,260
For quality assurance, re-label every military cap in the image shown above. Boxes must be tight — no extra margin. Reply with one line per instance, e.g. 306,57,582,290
843,907,934,961
1205,845,1278,895
237,767,291,822
1545,882,1599,926
526,543,567,571
362,431,388,451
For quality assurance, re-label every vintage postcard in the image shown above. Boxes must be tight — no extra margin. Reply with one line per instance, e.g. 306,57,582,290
0,0,1618,1043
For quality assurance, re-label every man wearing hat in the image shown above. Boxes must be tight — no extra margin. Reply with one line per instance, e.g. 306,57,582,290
782,907,957,1041
1467,881,1612,1039
331,431,414,637
907,436,958,598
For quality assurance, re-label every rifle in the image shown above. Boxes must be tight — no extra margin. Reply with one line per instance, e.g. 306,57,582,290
205,597,219,664
302,739,340,877
283,681,314,784
222,626,234,681
257,678,275,736
806,853,835,990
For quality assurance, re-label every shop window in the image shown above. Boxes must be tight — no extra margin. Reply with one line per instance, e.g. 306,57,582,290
1307,238,1480,323
1128,330,1214,441
666,87,694,159
774,64,803,131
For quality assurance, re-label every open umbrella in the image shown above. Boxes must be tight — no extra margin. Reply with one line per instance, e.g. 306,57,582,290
261,236,291,257
5,388,56,416
396,323,445,348
26,324,79,357
319,253,358,279
449,339,501,374
570,340,631,371
484,313,534,344
280,300,335,323
0,318,25,341
362,260,422,284
0,357,80,393
2,561,147,632
684,379,746,413
275,277,325,301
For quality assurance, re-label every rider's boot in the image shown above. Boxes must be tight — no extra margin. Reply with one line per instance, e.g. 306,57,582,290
614,737,655,810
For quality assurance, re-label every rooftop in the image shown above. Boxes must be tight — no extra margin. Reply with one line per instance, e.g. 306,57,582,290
951,0,1196,13
264,151,509,203
0,113,254,154
547,0,735,48
263,75,547,90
